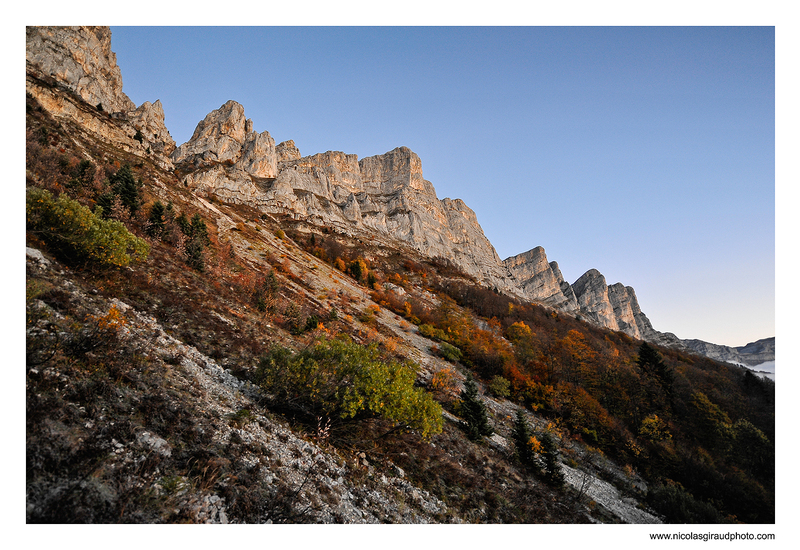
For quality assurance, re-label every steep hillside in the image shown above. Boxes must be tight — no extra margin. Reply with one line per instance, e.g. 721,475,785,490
25,26,774,525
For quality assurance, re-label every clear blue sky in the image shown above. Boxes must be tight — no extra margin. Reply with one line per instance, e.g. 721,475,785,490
110,25,775,347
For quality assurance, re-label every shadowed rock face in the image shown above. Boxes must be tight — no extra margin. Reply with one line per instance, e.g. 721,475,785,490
682,337,775,367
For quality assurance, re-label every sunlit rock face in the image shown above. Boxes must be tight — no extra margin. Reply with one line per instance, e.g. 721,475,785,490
26,26,176,170
571,269,620,331
26,26,135,114
173,113,519,293
503,247,579,311
128,100,176,157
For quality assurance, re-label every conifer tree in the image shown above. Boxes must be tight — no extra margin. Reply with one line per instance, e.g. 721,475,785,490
108,164,142,215
636,341,675,402
512,409,537,470
459,374,493,441
540,431,565,487
146,201,166,237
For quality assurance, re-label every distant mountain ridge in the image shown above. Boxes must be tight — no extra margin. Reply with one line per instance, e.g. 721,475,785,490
25,25,773,365
681,337,775,367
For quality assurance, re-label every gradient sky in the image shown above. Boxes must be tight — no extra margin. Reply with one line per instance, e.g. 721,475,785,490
109,25,775,347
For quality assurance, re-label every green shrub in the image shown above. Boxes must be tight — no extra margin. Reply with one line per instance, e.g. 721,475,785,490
255,336,443,439
488,375,511,398
26,187,149,268
419,323,447,342
435,341,463,363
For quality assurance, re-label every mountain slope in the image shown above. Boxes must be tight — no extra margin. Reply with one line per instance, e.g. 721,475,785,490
25,26,775,525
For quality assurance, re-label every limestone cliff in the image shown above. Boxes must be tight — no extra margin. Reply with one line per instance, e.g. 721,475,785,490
503,247,579,311
26,26,134,114
571,269,620,331
26,26,176,170
171,102,519,293
504,247,686,347
26,25,769,362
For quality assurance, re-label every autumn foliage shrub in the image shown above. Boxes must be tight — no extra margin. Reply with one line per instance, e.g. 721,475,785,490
255,336,443,439
26,187,149,269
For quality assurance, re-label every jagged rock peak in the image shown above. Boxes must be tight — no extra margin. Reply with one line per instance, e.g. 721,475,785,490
572,269,619,332
171,100,277,178
128,100,176,156
277,140,301,163
503,247,578,311
26,26,135,114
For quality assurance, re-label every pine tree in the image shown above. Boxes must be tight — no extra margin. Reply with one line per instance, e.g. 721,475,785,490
459,374,493,441
108,164,142,215
540,431,565,487
636,342,675,402
146,201,166,237
512,409,537,470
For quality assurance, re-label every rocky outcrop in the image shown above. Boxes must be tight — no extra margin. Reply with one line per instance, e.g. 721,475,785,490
128,100,176,157
571,269,619,331
503,249,684,347
26,26,175,170
26,26,135,114
504,247,579,311
277,140,302,163
173,108,519,293
172,100,277,177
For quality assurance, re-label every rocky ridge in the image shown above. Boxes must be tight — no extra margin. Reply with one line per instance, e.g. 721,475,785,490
171,101,520,295
682,337,775,367
504,247,685,348
25,26,775,525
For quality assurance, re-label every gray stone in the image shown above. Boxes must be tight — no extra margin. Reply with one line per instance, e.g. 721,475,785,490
503,247,578,311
